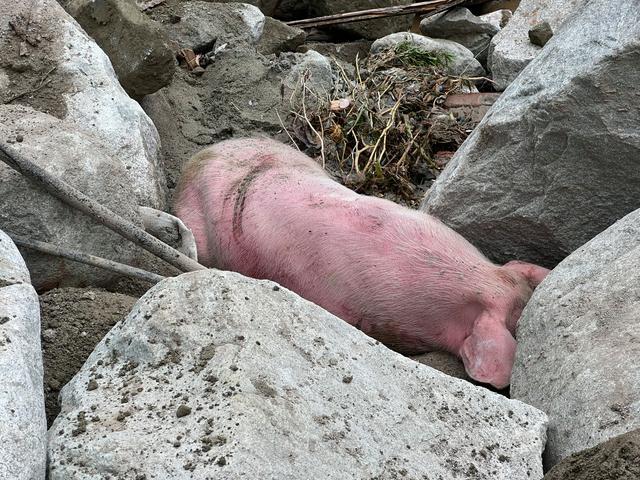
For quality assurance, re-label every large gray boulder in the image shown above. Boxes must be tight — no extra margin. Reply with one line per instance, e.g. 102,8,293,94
0,230,46,479
0,0,165,208
48,270,547,479
422,0,640,267
488,0,586,90
0,105,155,290
59,0,175,98
511,208,640,468
371,32,486,77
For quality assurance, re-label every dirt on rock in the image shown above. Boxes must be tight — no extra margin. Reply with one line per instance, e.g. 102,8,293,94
543,429,640,480
41,287,137,427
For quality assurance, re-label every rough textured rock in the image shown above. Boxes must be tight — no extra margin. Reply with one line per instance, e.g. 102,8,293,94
142,2,334,196
0,0,165,207
0,230,46,480
309,0,414,40
60,0,175,98
48,270,547,479
0,105,159,290
420,7,499,63
543,429,640,480
371,32,486,77
41,288,137,427
488,0,585,90
528,21,553,47
298,40,373,64
422,0,640,267
511,208,640,468
479,9,513,30
148,1,266,48
258,16,307,56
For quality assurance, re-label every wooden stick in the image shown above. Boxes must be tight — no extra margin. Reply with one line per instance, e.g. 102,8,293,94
12,235,166,285
0,141,207,273
287,0,467,29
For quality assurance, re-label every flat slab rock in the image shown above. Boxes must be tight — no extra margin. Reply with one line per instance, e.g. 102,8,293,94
48,270,546,479
0,230,46,480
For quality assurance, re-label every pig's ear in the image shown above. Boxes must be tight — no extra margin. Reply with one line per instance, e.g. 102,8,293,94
458,312,517,389
502,260,551,289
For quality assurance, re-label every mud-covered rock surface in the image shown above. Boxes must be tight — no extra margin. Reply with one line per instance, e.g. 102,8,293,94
41,288,136,426
543,429,640,480
47,270,547,479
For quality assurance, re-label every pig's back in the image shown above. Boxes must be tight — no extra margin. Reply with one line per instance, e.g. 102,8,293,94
175,138,490,329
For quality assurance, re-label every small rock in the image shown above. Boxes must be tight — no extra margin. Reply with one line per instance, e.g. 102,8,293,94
528,21,553,47
176,405,191,418
257,17,306,56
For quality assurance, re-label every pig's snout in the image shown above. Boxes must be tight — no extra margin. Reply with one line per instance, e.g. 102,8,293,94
458,315,517,389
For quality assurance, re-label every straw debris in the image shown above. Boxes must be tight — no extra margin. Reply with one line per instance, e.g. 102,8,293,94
287,41,481,206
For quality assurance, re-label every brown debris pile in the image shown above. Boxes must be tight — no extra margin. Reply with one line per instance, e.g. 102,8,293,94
288,43,479,205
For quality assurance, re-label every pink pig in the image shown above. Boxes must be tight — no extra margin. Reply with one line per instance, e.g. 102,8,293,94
174,138,549,388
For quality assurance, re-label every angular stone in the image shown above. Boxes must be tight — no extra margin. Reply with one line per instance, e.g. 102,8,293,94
60,0,175,98
488,0,586,90
422,0,640,267
371,32,486,77
258,16,307,56
0,230,46,480
48,270,547,479
0,0,165,208
528,21,553,47
420,7,499,63
511,208,640,467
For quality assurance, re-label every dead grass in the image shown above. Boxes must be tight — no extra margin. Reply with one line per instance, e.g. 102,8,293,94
287,41,481,205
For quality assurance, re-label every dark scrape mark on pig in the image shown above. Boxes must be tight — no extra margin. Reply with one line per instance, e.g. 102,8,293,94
231,156,275,236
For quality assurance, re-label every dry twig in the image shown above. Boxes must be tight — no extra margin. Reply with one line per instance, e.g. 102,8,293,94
287,0,467,29
11,235,165,285
0,141,207,273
